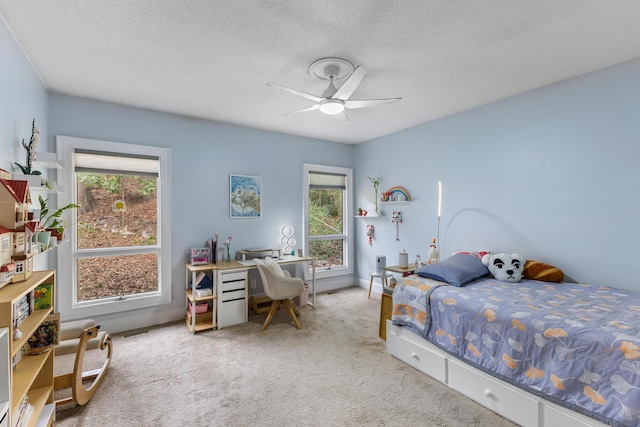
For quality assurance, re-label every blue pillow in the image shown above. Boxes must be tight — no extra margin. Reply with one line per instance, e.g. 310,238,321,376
416,253,489,287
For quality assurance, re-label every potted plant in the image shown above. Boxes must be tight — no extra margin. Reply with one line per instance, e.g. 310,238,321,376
38,195,79,241
14,119,41,176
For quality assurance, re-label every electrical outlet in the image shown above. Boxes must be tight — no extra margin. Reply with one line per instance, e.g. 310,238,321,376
250,279,256,289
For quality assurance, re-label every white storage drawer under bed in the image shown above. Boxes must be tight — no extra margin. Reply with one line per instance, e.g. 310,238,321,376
448,358,539,427
386,320,447,383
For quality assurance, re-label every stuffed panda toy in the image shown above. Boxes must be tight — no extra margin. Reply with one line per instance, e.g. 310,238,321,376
481,253,526,283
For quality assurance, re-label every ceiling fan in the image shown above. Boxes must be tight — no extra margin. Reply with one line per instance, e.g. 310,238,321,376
267,58,402,121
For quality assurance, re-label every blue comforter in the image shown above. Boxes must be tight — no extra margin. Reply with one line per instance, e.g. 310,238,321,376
392,276,640,427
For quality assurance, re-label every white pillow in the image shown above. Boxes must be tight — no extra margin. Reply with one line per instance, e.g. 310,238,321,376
264,257,284,277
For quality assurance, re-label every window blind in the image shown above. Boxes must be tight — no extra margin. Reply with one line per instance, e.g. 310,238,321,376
309,171,346,190
74,150,159,177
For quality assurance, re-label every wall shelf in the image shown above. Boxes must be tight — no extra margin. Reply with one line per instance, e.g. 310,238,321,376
380,201,410,205
34,152,64,170
381,186,412,203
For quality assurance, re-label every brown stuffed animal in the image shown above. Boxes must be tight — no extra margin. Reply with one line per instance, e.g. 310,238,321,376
523,260,564,283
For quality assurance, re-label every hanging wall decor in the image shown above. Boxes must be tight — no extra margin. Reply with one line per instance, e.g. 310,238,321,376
281,224,296,254
392,211,402,240
366,224,375,246
230,174,262,218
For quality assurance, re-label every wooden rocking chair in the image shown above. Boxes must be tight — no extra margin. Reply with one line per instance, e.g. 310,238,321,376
54,319,113,406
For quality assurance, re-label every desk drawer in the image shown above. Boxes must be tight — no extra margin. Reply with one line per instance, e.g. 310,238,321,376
221,271,247,282
222,289,246,301
221,279,246,292
218,298,247,328
448,359,538,427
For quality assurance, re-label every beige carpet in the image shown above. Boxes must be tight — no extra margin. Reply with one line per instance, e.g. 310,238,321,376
54,287,516,427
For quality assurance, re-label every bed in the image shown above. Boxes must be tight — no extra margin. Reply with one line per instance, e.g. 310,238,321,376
386,256,640,427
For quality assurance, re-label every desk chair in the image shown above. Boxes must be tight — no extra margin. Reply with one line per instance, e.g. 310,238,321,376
54,319,113,406
254,258,305,331
368,271,393,299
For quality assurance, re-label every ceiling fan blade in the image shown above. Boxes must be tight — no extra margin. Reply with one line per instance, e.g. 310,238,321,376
333,66,366,101
267,82,323,103
331,110,350,121
344,97,402,110
284,104,320,116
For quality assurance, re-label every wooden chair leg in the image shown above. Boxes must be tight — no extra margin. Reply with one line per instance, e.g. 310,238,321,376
368,275,374,299
262,300,281,331
55,325,113,406
283,299,301,329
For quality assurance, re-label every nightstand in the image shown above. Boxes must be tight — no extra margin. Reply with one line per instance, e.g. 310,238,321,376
379,286,393,340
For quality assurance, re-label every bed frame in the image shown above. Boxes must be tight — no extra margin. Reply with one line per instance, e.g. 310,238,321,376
385,320,607,427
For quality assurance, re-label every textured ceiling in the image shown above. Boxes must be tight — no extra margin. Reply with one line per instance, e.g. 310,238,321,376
2,1,640,144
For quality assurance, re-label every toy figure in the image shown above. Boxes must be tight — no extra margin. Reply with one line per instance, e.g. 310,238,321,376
427,238,439,264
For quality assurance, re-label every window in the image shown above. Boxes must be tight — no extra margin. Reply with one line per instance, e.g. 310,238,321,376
302,164,353,279
56,136,171,320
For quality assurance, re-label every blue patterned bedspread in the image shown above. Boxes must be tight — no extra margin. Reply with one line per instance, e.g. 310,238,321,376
392,276,640,427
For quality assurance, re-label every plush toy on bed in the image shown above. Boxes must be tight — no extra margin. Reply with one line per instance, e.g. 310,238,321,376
481,253,526,283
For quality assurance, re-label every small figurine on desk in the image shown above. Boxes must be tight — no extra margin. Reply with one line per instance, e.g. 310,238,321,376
427,238,439,264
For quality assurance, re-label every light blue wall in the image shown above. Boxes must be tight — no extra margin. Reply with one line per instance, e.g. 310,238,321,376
0,20,49,155
0,18,49,271
354,57,640,292
48,93,354,325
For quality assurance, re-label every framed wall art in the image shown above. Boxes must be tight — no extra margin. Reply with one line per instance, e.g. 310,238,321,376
230,174,262,218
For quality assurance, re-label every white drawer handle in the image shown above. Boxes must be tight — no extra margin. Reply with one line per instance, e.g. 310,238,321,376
483,389,492,398
410,352,418,360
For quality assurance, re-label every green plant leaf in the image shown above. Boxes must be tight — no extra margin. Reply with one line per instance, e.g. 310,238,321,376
13,163,28,174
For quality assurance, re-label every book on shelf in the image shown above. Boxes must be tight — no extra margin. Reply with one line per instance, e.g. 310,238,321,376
14,403,33,427
13,310,28,329
14,295,29,314
194,287,213,297
13,294,32,328
33,283,52,310
11,344,27,371
204,236,217,264
194,272,205,287
13,396,30,427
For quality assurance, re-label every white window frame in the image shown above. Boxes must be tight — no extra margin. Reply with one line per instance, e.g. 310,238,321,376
56,135,171,321
302,163,353,280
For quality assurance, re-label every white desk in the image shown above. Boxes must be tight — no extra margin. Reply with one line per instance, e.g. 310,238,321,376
189,256,316,330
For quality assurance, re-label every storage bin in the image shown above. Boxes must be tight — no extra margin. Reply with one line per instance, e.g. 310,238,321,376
293,284,309,306
187,301,208,314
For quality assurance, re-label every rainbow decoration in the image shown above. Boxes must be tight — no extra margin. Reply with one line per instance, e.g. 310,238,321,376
382,186,411,202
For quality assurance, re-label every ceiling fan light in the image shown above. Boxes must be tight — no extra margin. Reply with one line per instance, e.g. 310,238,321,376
319,99,345,115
